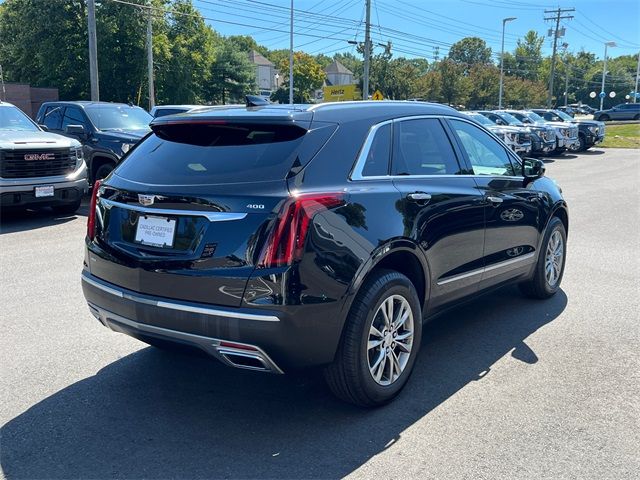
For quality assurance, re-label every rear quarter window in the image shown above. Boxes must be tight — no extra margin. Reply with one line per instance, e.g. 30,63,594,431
114,122,336,185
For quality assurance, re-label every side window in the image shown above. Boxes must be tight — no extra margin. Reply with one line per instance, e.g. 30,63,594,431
392,118,461,176
61,107,86,130
449,119,518,177
361,123,391,177
543,112,554,121
42,106,63,130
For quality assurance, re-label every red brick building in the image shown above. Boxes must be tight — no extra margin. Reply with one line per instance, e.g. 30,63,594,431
2,83,59,118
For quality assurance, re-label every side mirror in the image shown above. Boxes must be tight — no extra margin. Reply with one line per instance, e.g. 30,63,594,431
38,124,49,132
522,158,545,179
65,124,87,138
495,119,506,125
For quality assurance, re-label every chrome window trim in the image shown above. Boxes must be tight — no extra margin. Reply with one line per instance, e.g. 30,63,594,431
350,114,523,181
99,197,247,222
437,252,535,286
82,273,280,322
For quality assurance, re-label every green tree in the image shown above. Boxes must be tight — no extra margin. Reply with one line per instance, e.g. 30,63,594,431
227,35,269,57
155,0,217,104
448,37,493,72
513,30,544,82
467,64,500,108
208,40,256,104
0,0,90,99
438,59,470,106
271,51,325,103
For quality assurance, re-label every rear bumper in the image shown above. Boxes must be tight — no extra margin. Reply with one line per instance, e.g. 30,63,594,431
81,271,341,371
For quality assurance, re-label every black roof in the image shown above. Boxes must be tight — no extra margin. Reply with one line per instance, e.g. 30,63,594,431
151,101,463,126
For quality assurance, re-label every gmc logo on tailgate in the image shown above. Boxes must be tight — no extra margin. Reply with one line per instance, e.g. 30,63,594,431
24,153,55,161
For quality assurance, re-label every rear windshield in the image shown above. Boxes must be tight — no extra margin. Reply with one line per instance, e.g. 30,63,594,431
114,122,332,185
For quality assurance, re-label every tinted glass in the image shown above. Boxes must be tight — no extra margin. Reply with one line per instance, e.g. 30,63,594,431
393,118,461,175
153,108,189,118
361,123,391,176
61,107,86,129
115,123,329,185
464,113,494,126
450,119,517,176
0,106,39,132
42,106,63,130
526,111,545,122
496,112,524,126
85,105,152,130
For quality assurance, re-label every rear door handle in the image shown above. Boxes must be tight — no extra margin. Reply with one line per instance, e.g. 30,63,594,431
486,196,504,205
407,192,432,202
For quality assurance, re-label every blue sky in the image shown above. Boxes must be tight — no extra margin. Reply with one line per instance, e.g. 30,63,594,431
194,0,640,60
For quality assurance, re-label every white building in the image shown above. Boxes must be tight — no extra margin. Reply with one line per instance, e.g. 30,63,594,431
248,50,276,95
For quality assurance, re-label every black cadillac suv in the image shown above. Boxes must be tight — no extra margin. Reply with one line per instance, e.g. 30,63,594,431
81,101,568,406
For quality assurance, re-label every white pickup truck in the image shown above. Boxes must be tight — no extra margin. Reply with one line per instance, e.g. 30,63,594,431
0,101,87,214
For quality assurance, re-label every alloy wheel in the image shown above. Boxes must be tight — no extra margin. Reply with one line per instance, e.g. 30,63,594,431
545,229,564,287
367,294,414,386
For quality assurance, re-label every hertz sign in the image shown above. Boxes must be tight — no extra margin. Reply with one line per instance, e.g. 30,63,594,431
323,84,359,102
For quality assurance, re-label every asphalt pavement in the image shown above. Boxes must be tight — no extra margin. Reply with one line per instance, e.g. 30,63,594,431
1,148,638,479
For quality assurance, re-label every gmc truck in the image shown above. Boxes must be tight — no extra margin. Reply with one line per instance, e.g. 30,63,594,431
0,101,87,214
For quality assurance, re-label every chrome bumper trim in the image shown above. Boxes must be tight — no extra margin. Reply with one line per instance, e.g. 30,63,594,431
99,198,247,222
81,273,280,322
88,303,284,374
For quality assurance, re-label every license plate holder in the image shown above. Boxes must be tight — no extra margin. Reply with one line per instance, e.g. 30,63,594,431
34,185,55,198
134,215,177,248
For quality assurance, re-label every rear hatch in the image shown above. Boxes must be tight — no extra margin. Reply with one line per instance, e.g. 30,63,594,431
89,112,337,307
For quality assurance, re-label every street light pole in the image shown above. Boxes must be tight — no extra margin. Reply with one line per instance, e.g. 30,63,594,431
498,17,516,109
600,41,616,111
634,50,639,104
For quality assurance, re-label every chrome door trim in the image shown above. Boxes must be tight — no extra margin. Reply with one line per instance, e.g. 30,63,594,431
82,273,280,322
349,114,523,181
437,252,535,286
99,198,248,222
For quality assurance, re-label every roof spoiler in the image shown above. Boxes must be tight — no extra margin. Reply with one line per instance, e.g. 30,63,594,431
246,95,270,107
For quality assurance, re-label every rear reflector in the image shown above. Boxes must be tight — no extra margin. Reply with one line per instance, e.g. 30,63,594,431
87,179,102,240
257,192,345,268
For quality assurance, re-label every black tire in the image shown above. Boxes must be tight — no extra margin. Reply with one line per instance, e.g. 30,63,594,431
93,163,115,183
576,134,586,152
519,217,567,299
51,198,82,215
599,114,610,122
634,114,639,120
323,269,423,407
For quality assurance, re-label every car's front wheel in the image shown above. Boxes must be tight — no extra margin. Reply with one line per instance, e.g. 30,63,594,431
324,270,422,407
520,216,567,299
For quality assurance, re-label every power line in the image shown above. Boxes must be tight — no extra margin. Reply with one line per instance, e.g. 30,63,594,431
544,7,574,107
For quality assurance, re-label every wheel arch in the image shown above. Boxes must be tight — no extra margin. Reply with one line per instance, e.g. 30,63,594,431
89,153,118,183
342,239,431,317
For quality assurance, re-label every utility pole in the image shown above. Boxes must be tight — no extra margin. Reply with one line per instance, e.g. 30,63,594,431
544,7,574,108
634,50,639,104
87,0,99,101
289,0,294,104
146,4,155,110
0,64,5,101
362,0,371,100
564,64,570,106
499,17,516,109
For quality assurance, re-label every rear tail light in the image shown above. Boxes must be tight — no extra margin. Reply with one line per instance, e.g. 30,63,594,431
87,180,102,240
257,192,345,268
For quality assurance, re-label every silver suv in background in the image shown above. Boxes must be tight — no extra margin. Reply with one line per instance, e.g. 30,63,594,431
0,102,87,214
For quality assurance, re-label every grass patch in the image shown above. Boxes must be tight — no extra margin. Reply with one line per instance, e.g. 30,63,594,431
600,124,640,148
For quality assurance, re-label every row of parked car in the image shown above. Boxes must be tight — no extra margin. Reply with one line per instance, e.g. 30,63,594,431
463,109,606,158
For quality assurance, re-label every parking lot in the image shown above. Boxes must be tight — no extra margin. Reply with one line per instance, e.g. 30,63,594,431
0,148,638,479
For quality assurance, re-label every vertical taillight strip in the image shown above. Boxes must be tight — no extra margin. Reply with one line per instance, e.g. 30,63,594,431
87,180,102,240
